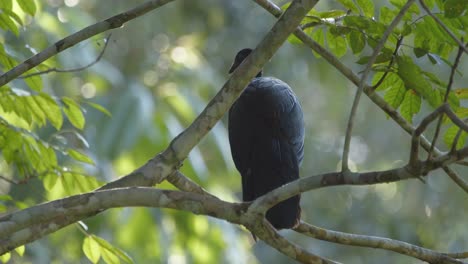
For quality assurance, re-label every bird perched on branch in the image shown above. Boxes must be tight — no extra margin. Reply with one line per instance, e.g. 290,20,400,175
228,48,305,230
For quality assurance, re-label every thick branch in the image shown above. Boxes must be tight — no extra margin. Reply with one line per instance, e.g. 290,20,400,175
0,0,175,87
0,188,246,254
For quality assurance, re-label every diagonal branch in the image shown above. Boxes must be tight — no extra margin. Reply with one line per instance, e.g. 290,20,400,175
0,0,176,87
294,222,466,264
98,0,318,191
342,0,417,172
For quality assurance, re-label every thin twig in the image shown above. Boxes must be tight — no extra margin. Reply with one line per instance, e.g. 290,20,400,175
20,34,112,79
443,166,468,193
419,0,468,54
342,0,417,172
166,171,215,198
0,175,19,185
427,42,465,160
371,37,403,90
294,222,465,264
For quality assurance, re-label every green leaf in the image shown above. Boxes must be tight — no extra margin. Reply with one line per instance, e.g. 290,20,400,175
68,149,94,165
85,101,111,117
83,236,101,264
2,8,23,26
310,28,325,58
15,245,25,256
444,125,466,149
42,173,58,191
17,0,36,16
454,88,468,99
344,15,370,29
318,10,347,18
62,97,85,129
444,0,468,18
0,12,18,35
327,29,347,58
0,194,13,201
397,55,440,107
0,0,12,10
357,0,374,17
380,6,397,25
413,48,427,58
356,51,392,65
338,0,360,13
59,173,73,195
348,30,366,54
36,93,63,130
24,96,46,126
92,235,134,264
400,89,421,122
23,72,43,91
454,107,468,119
384,83,406,109
0,252,10,263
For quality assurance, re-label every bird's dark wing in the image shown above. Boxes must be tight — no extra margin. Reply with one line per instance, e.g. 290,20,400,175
228,77,304,229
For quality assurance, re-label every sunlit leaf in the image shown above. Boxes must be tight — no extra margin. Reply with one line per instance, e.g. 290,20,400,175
62,97,85,129
43,173,58,191
17,0,36,16
36,93,63,130
357,0,374,17
0,12,18,35
83,236,101,264
92,235,134,264
23,72,43,91
68,149,94,165
0,252,10,263
337,0,359,13
85,101,111,117
14,245,25,256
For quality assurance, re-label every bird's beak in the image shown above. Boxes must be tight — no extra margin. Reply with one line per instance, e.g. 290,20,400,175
228,61,240,74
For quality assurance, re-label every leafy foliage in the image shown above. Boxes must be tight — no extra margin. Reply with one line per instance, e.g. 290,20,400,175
287,0,468,149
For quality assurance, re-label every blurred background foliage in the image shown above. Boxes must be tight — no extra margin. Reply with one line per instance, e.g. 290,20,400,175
0,0,467,263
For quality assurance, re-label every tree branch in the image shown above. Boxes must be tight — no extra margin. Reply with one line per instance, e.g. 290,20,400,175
0,0,175,87
0,188,245,254
294,222,465,264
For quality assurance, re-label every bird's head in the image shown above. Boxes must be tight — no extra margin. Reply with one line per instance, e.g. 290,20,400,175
229,48,262,77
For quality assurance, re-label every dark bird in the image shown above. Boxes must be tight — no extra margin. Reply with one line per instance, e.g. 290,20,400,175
228,48,305,230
